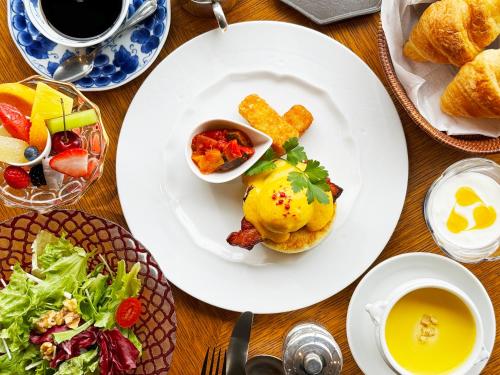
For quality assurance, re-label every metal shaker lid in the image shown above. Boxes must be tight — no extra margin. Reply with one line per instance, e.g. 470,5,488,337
282,323,343,375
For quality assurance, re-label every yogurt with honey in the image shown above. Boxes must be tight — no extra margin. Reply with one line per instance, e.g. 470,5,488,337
427,171,500,250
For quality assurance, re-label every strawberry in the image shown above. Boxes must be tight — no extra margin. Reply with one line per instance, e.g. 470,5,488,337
3,166,30,189
0,103,31,142
49,148,88,178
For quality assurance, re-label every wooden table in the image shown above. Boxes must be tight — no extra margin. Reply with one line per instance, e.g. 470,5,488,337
0,0,498,373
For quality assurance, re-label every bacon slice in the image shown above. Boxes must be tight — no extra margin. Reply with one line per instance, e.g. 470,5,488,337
227,218,263,250
326,178,343,202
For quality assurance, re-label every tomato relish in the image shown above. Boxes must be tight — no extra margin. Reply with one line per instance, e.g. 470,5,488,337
191,129,255,174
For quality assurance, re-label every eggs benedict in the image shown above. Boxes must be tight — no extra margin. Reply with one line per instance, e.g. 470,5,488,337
227,160,343,253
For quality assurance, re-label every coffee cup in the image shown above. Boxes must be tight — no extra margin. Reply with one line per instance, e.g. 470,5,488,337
23,0,130,48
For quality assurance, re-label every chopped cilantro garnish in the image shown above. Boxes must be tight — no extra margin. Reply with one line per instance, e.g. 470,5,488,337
283,138,307,165
245,138,331,204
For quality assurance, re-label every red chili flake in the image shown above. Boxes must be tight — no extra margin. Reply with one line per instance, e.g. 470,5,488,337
277,199,284,205
279,192,286,198
272,194,277,200
285,204,290,210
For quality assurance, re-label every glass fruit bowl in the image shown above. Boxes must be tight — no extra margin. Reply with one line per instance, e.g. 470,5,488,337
0,75,108,212
0,210,177,374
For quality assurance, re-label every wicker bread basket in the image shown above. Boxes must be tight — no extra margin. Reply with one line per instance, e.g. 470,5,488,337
378,23,500,154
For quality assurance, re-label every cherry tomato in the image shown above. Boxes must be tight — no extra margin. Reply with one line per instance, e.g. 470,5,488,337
116,297,142,328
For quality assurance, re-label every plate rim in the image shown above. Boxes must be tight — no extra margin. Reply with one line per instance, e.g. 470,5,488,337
117,20,409,313
6,0,172,92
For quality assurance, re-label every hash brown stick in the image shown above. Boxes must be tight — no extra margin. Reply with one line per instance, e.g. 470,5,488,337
239,94,299,155
283,105,313,135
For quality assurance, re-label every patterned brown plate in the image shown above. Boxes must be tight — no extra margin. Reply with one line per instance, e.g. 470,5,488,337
0,210,176,374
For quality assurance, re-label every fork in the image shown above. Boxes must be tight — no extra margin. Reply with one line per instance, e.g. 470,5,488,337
201,347,227,375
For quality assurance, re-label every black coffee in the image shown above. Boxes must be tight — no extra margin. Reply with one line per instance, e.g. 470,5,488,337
40,0,123,39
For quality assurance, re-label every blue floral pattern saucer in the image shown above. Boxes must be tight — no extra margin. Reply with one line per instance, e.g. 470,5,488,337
7,0,171,91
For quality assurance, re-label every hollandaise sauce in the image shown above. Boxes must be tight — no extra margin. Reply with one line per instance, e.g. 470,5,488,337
428,172,500,250
385,288,476,375
243,161,333,244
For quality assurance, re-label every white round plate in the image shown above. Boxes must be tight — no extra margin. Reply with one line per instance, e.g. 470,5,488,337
117,21,408,313
347,252,496,374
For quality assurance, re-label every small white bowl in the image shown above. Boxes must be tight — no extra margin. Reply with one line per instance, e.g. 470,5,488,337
10,128,52,168
365,278,489,375
23,0,129,48
186,119,273,184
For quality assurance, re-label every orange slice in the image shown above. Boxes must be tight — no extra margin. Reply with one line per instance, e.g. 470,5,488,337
29,115,48,152
0,83,36,117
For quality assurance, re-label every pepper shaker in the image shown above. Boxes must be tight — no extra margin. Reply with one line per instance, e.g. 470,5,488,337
283,323,342,375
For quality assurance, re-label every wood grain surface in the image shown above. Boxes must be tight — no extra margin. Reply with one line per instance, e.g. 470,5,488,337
0,0,498,374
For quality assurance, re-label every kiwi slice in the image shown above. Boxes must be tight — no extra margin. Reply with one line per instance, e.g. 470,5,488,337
46,109,98,134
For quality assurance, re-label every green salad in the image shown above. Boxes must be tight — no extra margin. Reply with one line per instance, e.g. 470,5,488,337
0,231,144,375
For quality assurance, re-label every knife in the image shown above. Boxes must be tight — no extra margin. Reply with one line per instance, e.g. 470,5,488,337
226,311,254,375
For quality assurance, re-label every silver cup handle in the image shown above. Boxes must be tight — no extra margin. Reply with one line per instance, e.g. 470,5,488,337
212,1,228,31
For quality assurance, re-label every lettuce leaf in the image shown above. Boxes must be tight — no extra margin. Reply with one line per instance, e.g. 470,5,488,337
52,349,98,375
0,318,31,353
0,345,40,374
52,320,94,345
0,265,35,354
94,261,141,329
31,231,59,277
33,361,55,375
38,234,80,271
0,265,32,324
120,328,143,354
41,247,88,283
75,273,108,322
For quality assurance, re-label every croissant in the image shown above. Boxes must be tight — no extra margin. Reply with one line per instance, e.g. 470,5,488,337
441,49,500,118
404,0,500,66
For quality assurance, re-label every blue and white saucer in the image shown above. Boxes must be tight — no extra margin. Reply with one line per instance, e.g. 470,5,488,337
7,0,171,91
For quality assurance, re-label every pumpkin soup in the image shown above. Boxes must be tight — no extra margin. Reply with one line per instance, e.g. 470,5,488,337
385,288,476,374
